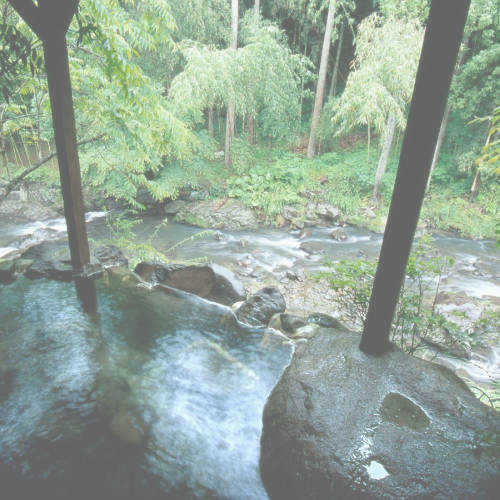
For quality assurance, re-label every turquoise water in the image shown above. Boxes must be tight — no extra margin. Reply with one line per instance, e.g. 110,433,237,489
0,273,292,499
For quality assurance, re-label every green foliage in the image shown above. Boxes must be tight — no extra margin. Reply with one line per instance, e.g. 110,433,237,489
169,21,313,144
470,107,500,175
316,237,489,354
422,188,499,239
100,214,212,269
323,12,423,140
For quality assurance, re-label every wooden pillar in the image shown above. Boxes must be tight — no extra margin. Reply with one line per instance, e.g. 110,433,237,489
360,0,471,355
42,32,90,270
8,0,90,272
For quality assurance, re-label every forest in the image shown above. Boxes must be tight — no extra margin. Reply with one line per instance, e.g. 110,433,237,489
0,0,498,238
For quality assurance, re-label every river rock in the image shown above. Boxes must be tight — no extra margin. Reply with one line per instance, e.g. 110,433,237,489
163,199,187,216
260,328,499,499
331,227,348,241
175,198,258,230
291,323,320,339
24,259,74,281
134,262,246,305
94,245,128,268
315,203,340,222
236,287,286,327
0,199,59,221
307,312,344,329
300,241,325,255
279,314,307,334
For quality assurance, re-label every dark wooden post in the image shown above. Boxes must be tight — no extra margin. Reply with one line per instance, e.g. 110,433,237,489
360,0,470,355
8,0,90,272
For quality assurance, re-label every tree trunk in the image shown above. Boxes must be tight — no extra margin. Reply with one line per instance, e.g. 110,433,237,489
224,0,238,167
328,21,344,98
307,0,337,159
208,106,214,137
247,114,255,144
373,114,396,204
470,169,480,200
253,0,260,19
427,35,469,189
367,122,371,160
426,103,450,189
245,0,259,145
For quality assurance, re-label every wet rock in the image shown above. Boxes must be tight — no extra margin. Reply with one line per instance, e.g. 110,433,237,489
135,186,157,208
236,287,286,327
134,262,246,306
268,313,307,335
306,312,344,329
21,239,70,261
268,313,282,331
280,314,306,334
231,300,245,312
214,231,225,241
260,328,499,500
282,205,300,222
24,259,74,281
164,199,187,216
14,258,34,274
0,199,59,221
285,269,303,281
299,241,325,255
94,245,128,268
17,227,62,252
291,323,319,339
175,199,258,230
315,203,340,222
0,260,16,284
330,228,348,241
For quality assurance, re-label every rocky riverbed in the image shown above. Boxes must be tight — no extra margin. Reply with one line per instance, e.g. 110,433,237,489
1,195,499,393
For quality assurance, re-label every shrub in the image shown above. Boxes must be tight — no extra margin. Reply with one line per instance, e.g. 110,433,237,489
316,237,489,355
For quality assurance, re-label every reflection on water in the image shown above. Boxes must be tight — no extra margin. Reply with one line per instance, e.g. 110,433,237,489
0,273,292,499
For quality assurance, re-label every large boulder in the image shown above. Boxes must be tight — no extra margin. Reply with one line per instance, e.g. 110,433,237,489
236,287,286,327
260,328,499,499
134,261,246,305
175,198,259,230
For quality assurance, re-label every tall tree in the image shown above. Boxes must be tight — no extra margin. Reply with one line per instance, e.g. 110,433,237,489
373,113,396,203
427,35,469,188
327,13,423,202
307,0,337,158
246,0,260,145
328,20,344,98
225,0,238,167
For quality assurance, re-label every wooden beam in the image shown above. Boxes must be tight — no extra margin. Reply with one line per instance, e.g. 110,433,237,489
42,30,90,271
38,0,79,37
6,0,42,37
9,0,90,272
360,0,471,355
